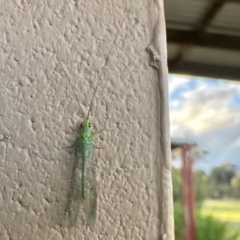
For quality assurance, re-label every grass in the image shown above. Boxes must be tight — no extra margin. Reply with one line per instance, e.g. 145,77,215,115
200,199,240,240
201,199,240,223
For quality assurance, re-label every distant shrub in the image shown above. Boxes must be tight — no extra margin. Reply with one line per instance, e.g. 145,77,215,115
196,213,239,240
174,202,184,240
174,203,240,240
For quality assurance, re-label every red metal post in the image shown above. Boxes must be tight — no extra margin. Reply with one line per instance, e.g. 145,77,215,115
182,144,196,240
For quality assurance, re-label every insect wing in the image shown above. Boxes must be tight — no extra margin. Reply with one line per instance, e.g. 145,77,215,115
84,147,97,228
68,137,83,227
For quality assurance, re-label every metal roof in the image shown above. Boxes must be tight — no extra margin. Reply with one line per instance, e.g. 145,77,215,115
165,0,240,80
171,137,196,149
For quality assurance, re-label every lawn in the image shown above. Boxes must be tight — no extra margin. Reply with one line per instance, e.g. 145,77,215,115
201,199,240,223
201,199,240,240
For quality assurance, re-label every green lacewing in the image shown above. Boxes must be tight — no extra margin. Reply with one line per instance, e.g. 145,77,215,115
58,9,131,228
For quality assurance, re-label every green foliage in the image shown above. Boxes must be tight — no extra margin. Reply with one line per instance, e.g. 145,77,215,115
196,214,226,240
172,162,240,239
172,167,182,202
173,203,240,240
230,175,240,199
207,163,239,199
172,167,208,205
231,175,240,189
210,163,236,185
194,170,208,206
174,202,184,240
172,164,240,240
196,213,239,240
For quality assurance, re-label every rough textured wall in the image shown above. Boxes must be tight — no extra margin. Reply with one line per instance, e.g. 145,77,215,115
0,0,173,239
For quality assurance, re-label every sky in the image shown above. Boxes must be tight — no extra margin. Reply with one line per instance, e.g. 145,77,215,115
169,74,240,173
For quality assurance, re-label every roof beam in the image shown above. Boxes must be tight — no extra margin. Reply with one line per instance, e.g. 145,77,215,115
168,61,240,81
195,0,224,32
221,0,240,3
167,29,240,51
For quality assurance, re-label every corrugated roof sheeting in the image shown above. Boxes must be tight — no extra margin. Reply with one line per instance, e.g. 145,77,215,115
208,3,240,36
207,26,240,37
165,0,240,80
165,0,208,29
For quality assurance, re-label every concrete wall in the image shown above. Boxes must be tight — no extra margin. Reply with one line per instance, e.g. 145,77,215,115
0,0,173,239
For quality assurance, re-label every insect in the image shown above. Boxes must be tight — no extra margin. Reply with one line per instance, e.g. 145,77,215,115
58,9,131,228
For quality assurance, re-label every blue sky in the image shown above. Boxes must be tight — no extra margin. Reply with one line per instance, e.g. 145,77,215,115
169,74,240,173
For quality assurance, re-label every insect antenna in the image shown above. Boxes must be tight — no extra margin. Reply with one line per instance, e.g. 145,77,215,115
58,58,84,117
86,8,131,120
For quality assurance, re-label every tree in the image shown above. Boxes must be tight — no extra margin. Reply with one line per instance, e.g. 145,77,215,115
210,163,236,185
230,174,240,199
208,163,237,199
231,174,240,188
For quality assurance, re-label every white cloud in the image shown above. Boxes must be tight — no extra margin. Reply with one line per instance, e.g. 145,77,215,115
169,74,240,170
168,74,191,94
169,75,240,135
